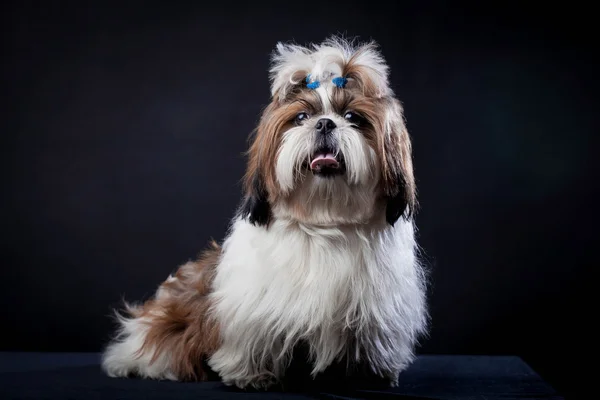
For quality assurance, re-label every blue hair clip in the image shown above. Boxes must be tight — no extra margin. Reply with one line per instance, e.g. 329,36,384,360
332,76,348,88
306,74,320,89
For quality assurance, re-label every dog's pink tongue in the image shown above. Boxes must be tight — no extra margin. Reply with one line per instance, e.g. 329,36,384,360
310,153,339,170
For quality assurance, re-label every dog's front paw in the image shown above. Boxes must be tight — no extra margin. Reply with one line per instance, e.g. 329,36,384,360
249,373,278,390
383,369,401,387
223,372,278,390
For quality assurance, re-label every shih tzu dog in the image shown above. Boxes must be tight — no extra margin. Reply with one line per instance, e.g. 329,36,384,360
101,36,428,390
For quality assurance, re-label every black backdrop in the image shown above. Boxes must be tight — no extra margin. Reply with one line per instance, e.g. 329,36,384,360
2,1,595,398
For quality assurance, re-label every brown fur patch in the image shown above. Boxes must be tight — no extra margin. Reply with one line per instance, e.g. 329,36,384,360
330,89,383,146
342,57,384,97
244,90,322,202
135,240,222,381
381,99,416,218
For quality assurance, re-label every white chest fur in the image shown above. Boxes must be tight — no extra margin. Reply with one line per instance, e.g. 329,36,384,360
208,217,427,386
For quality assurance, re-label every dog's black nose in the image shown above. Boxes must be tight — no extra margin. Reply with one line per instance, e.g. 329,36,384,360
315,118,336,135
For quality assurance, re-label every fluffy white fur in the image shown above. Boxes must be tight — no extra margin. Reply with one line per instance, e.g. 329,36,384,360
208,216,426,388
271,36,392,100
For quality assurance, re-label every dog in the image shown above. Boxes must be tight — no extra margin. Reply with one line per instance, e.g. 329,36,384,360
101,36,428,390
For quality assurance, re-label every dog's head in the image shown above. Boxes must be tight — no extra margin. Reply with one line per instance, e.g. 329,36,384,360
241,37,416,227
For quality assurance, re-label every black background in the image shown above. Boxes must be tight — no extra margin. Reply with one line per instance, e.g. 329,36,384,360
2,1,595,398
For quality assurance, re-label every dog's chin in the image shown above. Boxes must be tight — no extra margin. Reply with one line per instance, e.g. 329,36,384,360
275,164,380,226
304,163,347,178
311,163,346,177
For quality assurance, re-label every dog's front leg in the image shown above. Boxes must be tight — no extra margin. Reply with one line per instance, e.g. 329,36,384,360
208,335,286,390
356,330,417,387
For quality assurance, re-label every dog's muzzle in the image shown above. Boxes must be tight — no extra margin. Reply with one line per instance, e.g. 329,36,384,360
309,118,346,177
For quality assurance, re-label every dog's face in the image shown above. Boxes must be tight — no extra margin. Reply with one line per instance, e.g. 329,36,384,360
241,38,416,226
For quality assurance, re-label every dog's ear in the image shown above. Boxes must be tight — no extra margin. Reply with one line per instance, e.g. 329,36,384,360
240,102,279,228
240,174,272,226
381,99,417,226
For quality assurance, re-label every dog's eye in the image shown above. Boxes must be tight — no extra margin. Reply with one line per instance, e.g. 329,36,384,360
295,112,309,124
344,111,362,124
